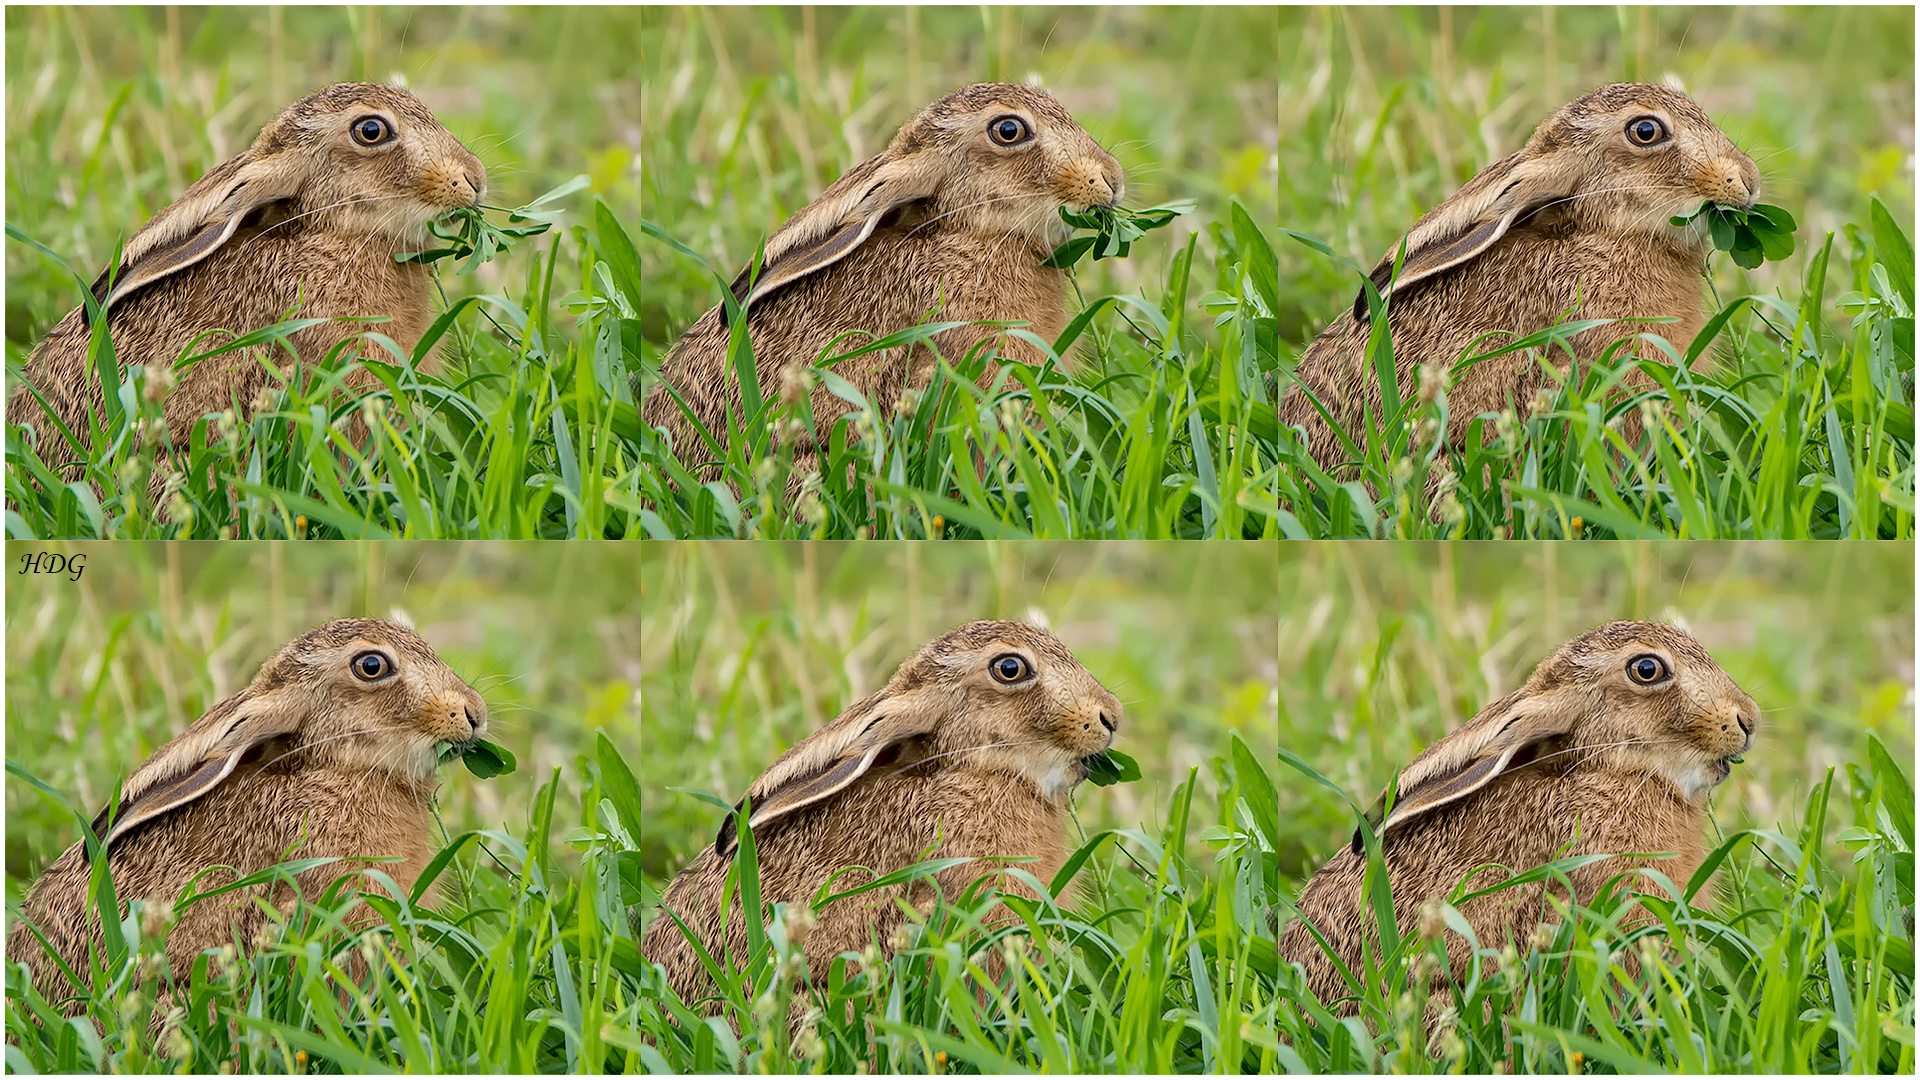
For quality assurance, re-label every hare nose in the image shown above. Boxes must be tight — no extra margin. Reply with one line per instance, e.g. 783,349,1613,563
459,694,489,737
1735,710,1755,737
1098,710,1116,733
462,161,487,203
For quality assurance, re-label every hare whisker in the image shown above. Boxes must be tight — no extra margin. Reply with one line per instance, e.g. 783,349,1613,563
903,192,1049,240
910,736,1058,770
243,192,417,249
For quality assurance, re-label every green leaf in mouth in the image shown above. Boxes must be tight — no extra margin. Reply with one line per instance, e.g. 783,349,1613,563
439,738,517,779
395,174,587,273
1045,200,1196,270
1670,200,1798,270
1084,747,1142,787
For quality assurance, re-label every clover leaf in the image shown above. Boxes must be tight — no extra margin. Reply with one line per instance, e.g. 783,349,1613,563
1671,200,1798,270
397,174,589,274
1084,748,1143,787
439,738,517,779
1045,200,1196,270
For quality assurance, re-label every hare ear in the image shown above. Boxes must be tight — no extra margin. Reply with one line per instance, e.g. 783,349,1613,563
1353,693,1577,850
1351,154,1578,321
713,689,944,856
92,693,304,846
726,155,942,318
88,155,306,321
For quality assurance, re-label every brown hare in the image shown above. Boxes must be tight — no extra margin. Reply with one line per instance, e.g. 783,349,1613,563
1280,84,1760,471
640,621,1122,1022
1280,621,1757,1017
11,83,486,471
642,83,1124,477
6,619,489,1016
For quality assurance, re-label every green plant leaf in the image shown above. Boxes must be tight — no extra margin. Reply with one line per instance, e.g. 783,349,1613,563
458,739,517,779
1084,748,1142,786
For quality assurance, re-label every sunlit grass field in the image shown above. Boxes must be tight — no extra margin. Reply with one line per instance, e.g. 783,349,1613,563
1267,541,1914,1070
6,7,1909,537
636,541,1284,1070
638,541,1281,874
635,540,1911,1073
1267,7,1914,538
4,542,645,1071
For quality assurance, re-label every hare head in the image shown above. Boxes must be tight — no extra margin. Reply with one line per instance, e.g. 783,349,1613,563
90,82,485,321
1355,83,1758,319
718,619,1122,855
97,617,489,847
730,83,1124,315
1366,620,1756,849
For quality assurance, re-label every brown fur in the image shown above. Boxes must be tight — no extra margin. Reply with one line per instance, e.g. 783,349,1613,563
11,84,485,482
1280,84,1760,471
5,618,489,1019
639,621,1121,1023
1279,621,1758,1018
642,84,1123,478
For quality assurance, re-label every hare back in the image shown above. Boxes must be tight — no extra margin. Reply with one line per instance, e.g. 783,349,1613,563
1282,223,1704,467
645,229,1068,464
1282,763,1703,1009
8,763,437,1006
644,764,1065,1010
16,229,435,456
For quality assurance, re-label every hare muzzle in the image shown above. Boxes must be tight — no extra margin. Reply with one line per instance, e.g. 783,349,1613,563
1034,688,1121,798
1057,155,1123,212
417,686,488,746
417,152,487,213
1694,153,1759,210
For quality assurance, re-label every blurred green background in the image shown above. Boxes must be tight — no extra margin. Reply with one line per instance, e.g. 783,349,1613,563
5,5,633,355
3,542,636,893
639,6,1280,364
638,541,1282,888
1275,541,1915,885
1272,6,1915,352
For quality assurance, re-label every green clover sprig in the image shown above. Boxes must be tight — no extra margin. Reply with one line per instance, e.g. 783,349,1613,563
1045,199,1196,269
439,738,518,779
1670,200,1798,270
1084,748,1142,787
396,174,590,273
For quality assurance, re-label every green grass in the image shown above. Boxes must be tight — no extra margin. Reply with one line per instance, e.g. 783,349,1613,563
4,542,646,1071
7,8,1910,537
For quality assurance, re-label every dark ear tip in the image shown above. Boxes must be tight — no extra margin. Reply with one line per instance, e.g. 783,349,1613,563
1351,291,1368,323
1349,826,1365,855
714,815,737,857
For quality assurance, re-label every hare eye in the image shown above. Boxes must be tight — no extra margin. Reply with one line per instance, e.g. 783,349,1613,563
1625,116,1669,147
987,115,1031,147
1626,654,1670,685
351,115,395,147
989,653,1033,684
352,651,393,681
